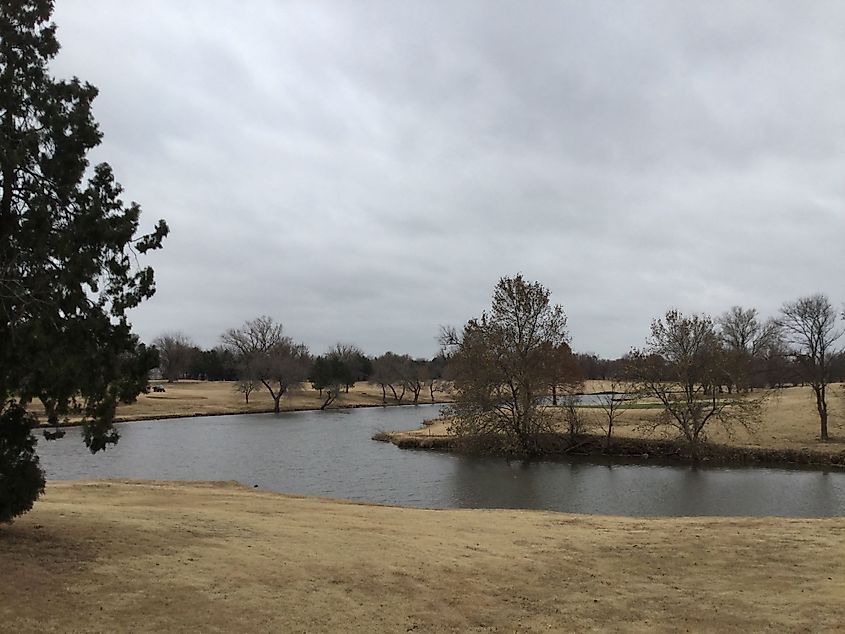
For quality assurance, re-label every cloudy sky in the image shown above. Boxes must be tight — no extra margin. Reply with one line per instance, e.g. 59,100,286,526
50,1,845,358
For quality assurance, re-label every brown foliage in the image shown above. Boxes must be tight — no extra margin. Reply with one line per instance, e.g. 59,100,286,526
443,275,577,455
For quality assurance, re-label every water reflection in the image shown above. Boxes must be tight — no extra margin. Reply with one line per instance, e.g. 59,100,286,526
36,405,845,517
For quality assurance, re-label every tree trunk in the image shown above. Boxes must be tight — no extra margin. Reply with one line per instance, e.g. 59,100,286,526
820,408,829,441
0,107,16,248
273,395,281,414
688,429,700,462
814,385,829,441
389,384,405,403
516,428,537,457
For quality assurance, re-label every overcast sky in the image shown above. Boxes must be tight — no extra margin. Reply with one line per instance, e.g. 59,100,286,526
50,1,845,358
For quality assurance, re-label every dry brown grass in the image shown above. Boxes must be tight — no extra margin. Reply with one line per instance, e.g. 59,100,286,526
28,380,453,424
2,480,843,633
125,380,452,419
601,383,845,456
396,382,845,457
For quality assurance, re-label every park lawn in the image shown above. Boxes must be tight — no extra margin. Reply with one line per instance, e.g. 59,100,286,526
587,382,845,456
1,480,843,633
398,382,845,457
118,380,453,420
28,380,453,424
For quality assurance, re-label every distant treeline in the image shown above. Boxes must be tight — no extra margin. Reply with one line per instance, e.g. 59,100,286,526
152,298,845,417
165,345,842,388
152,333,845,393
151,327,450,410
151,339,448,391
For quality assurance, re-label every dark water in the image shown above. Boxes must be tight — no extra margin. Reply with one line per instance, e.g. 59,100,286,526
37,405,845,517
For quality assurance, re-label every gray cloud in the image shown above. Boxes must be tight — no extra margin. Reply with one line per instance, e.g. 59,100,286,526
50,0,845,357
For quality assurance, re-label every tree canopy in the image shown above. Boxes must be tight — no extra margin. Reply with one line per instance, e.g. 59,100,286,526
778,294,843,441
443,275,576,455
0,0,168,522
222,316,311,413
627,310,764,458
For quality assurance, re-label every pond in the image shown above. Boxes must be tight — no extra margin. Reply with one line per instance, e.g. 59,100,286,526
37,404,845,517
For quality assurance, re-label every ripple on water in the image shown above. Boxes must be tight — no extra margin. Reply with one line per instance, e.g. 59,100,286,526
36,405,845,517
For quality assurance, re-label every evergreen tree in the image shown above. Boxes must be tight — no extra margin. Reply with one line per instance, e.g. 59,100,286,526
309,356,332,396
0,0,168,522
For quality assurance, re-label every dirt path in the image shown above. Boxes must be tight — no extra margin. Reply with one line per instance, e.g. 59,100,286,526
1,480,843,632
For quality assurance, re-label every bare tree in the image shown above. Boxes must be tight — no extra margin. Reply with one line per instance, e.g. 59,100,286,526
401,358,426,405
389,382,407,403
593,381,638,451
422,355,448,403
561,393,588,441
152,332,196,382
778,294,843,441
371,352,408,404
628,310,765,459
222,316,311,414
234,379,258,404
442,275,570,455
717,306,779,392
370,355,391,404
319,384,341,410
760,336,795,389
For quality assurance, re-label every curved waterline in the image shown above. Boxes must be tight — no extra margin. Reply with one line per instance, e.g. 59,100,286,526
37,404,845,517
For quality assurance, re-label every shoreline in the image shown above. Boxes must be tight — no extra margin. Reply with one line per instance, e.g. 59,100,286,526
377,430,845,470
30,380,845,471
36,398,451,429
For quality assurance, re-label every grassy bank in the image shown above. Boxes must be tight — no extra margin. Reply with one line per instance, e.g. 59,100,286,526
386,383,845,467
2,480,843,632
30,380,453,426
379,430,845,468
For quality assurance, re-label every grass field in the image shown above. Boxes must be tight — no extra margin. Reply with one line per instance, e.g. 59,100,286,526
395,382,845,457
2,480,843,633
28,380,453,424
